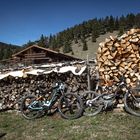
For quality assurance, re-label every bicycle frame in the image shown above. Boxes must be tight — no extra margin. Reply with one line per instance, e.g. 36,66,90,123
88,78,128,109
28,82,65,111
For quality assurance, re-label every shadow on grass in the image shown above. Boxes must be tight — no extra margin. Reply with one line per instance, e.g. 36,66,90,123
0,132,7,138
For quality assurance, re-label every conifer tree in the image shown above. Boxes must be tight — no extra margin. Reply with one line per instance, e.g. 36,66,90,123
114,17,119,30
91,31,97,42
82,39,88,51
25,40,34,47
126,13,135,29
71,49,74,55
63,41,72,53
109,15,115,32
135,13,140,28
38,34,46,47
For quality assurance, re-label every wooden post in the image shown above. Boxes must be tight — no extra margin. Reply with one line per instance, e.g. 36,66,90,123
87,55,91,91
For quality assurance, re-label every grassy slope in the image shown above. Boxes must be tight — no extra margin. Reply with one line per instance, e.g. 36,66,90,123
0,111,140,140
61,31,118,60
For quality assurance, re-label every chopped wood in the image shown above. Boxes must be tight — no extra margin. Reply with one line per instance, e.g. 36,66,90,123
96,28,140,89
0,67,89,111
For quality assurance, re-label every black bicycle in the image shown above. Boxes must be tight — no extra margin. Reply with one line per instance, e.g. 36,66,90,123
82,77,140,117
20,81,83,120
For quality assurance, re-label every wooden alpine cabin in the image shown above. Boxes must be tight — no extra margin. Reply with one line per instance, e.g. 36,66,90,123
11,45,80,65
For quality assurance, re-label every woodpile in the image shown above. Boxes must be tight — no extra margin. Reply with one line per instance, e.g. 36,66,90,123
96,29,140,87
0,72,88,111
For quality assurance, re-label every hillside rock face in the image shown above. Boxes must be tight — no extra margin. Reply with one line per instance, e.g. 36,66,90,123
96,29,140,87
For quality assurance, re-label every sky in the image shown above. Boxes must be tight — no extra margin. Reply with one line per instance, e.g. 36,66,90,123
0,0,140,46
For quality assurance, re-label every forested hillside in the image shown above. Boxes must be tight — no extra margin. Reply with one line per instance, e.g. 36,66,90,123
1,13,140,60
24,13,140,54
0,42,21,60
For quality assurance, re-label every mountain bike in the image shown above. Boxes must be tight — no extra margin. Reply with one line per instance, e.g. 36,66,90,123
82,77,140,117
20,81,83,119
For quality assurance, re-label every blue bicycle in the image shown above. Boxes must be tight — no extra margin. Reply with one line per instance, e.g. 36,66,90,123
20,81,83,119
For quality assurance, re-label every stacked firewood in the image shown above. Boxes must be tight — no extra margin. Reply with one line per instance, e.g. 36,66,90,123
0,72,88,111
96,29,140,87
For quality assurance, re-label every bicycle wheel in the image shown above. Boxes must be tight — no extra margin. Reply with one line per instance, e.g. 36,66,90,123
82,91,103,116
20,95,42,119
58,93,83,119
124,92,140,117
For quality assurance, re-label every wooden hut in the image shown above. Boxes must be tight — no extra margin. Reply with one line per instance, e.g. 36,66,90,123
11,45,81,65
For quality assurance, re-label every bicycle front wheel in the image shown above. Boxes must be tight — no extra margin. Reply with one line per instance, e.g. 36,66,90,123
124,92,140,117
82,91,103,116
20,95,42,119
58,93,83,119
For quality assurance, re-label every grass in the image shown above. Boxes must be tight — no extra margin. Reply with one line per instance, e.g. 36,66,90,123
0,111,140,140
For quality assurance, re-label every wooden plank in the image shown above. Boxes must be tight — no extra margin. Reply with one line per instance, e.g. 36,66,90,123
25,53,46,58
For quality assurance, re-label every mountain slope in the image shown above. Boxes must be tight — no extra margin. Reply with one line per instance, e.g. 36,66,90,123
1,13,140,61
60,31,118,60
0,42,21,60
